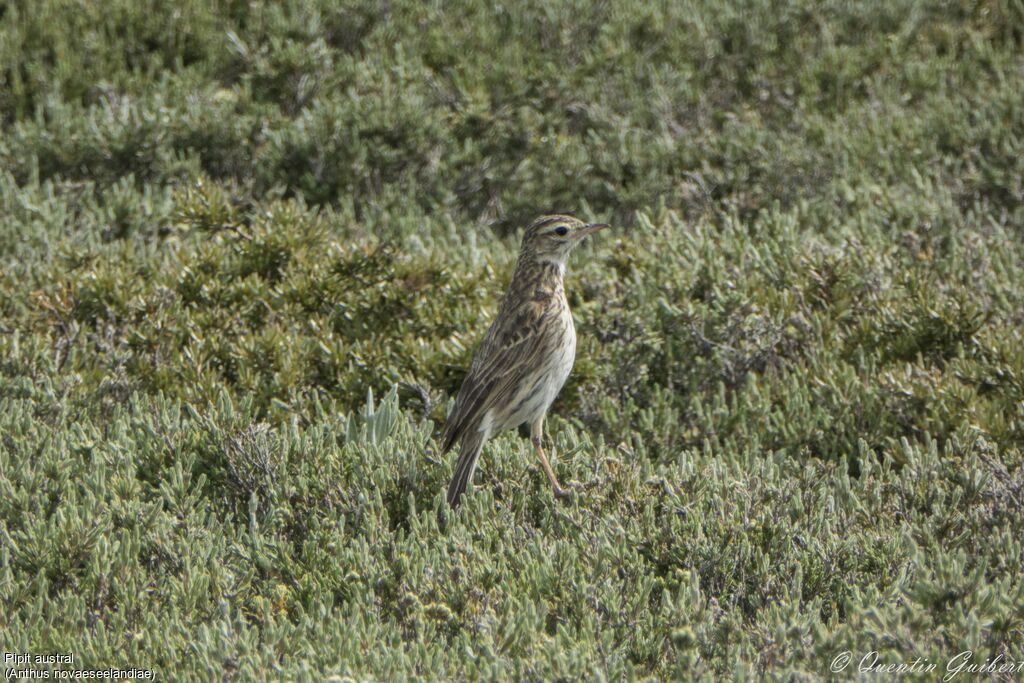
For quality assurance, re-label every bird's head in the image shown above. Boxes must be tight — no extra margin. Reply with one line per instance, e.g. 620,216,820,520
519,214,609,267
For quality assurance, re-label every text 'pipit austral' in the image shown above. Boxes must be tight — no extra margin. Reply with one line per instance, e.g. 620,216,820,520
441,215,608,508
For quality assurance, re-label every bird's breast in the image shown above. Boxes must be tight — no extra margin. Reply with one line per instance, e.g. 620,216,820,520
489,301,576,433
552,304,576,385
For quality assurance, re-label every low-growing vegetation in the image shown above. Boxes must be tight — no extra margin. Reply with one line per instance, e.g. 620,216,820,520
1,0,1022,679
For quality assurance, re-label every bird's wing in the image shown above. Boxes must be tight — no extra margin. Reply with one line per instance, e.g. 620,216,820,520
440,298,557,453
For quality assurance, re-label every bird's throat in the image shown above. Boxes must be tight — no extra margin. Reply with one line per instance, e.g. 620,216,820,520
509,256,566,302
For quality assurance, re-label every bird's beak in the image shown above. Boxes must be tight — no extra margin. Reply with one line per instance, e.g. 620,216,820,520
577,222,609,238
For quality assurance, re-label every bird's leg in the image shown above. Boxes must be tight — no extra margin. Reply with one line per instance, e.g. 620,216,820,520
530,418,572,498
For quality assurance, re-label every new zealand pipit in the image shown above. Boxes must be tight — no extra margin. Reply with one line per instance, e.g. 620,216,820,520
441,215,608,508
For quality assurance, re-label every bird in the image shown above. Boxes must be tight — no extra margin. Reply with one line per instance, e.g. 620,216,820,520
441,214,608,508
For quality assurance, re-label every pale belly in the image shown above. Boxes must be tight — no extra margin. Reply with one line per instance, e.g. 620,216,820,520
487,314,576,434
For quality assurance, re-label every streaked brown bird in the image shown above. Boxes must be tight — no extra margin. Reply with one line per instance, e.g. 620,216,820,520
441,214,608,508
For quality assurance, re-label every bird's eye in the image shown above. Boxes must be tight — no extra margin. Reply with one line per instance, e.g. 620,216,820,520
553,226,569,236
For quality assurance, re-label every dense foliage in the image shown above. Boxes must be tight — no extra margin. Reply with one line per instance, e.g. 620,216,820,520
2,0,1022,679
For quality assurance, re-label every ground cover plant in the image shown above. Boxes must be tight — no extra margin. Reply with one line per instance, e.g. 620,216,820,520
1,0,1023,679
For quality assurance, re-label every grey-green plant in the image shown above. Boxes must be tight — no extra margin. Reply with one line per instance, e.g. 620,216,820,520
1,0,1022,679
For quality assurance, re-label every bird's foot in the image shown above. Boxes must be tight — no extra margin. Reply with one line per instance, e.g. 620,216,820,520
553,480,585,499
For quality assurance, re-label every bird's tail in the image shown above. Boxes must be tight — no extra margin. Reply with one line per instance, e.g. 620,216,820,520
446,430,485,508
